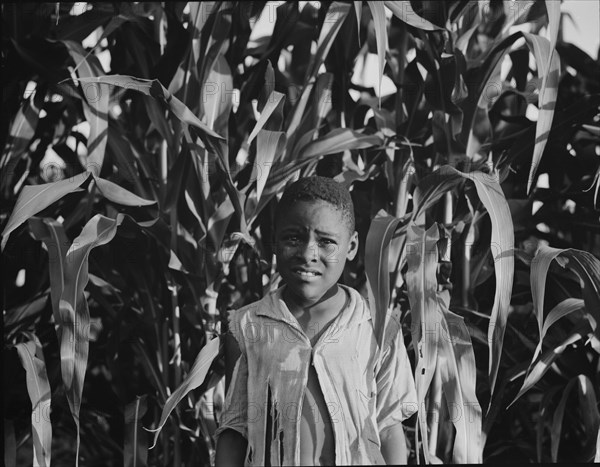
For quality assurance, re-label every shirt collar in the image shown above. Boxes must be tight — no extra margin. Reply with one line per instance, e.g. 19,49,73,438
255,284,371,328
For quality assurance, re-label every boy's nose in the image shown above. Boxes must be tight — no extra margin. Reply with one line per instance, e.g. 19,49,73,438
297,241,318,262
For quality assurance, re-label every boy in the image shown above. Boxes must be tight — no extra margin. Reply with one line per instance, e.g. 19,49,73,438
215,176,417,466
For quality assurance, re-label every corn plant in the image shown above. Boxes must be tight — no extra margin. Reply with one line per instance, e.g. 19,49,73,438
2,1,599,466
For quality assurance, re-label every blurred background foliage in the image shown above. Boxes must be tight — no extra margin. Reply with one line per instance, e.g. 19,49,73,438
1,1,599,466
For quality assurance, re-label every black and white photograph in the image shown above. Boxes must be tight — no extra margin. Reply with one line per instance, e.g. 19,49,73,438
2,1,599,465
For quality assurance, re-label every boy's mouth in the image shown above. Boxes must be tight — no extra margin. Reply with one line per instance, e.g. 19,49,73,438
292,267,321,278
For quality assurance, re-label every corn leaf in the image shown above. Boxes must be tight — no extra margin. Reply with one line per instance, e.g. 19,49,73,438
305,2,351,81
0,94,40,193
531,246,600,338
28,217,70,325
15,335,52,467
63,40,110,174
354,1,362,43
188,3,220,78
384,1,443,30
364,212,405,346
522,31,560,193
147,335,221,449
555,249,600,336
59,213,123,466
297,128,383,160
289,73,333,157
367,1,387,100
530,245,565,339
406,222,440,464
202,53,233,138
255,130,286,203
551,376,578,462
73,75,224,140
437,293,482,463
4,294,49,329
415,166,514,395
509,321,592,406
1,171,90,251
531,298,585,363
248,91,285,144
577,376,600,458
595,427,600,462
92,175,156,206
124,395,148,467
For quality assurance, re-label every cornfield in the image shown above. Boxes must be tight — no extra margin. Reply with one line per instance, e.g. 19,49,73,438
2,1,599,465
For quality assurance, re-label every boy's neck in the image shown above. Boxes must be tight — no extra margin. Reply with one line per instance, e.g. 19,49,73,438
283,284,345,318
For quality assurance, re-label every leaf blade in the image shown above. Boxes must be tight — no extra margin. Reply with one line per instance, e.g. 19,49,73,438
147,336,221,448
15,337,52,467
1,171,90,250
58,213,122,466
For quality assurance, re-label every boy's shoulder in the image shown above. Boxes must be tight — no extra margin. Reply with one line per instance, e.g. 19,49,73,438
226,289,277,330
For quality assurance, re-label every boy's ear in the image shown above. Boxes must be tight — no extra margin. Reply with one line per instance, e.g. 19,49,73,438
346,230,359,261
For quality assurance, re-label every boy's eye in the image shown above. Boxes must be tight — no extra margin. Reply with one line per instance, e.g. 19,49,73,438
319,239,336,246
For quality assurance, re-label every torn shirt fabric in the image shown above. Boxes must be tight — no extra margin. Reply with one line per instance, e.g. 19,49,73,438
214,284,418,466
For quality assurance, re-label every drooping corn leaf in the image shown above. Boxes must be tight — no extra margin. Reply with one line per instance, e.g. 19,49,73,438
147,335,221,449
522,31,560,193
509,321,592,406
124,395,148,467
405,222,440,464
63,40,110,174
73,75,223,141
364,212,405,346
530,245,565,339
531,298,585,364
92,175,156,206
437,293,483,463
28,217,70,324
384,1,442,30
414,166,514,396
531,246,600,339
15,335,52,467
59,213,123,466
1,171,90,251
367,1,387,101
555,249,600,336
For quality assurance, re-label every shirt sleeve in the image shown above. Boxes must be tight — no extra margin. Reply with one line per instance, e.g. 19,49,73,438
375,322,418,434
214,350,249,441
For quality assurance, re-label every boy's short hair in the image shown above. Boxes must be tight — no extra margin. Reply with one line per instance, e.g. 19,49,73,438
275,176,355,233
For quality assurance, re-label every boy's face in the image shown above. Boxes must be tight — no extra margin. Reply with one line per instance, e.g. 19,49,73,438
275,199,358,307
